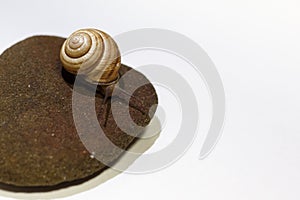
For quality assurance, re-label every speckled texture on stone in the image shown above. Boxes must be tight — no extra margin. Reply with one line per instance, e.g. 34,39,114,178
0,36,158,190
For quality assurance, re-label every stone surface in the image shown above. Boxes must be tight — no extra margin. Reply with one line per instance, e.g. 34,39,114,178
0,36,157,191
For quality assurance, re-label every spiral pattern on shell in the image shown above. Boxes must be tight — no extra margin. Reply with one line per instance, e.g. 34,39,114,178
60,29,121,84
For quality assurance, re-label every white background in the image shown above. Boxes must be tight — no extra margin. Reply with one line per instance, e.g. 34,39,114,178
0,0,300,199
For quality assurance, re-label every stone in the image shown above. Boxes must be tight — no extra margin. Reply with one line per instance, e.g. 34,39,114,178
0,36,157,191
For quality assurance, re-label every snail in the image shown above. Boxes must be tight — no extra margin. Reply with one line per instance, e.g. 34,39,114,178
60,28,147,125
60,28,121,85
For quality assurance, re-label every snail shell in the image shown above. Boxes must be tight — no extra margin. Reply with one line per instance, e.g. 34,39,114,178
60,29,121,84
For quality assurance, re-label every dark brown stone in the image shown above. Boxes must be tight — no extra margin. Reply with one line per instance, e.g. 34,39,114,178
0,36,158,191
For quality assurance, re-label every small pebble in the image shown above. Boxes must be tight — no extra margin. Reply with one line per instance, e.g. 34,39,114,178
90,152,95,159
